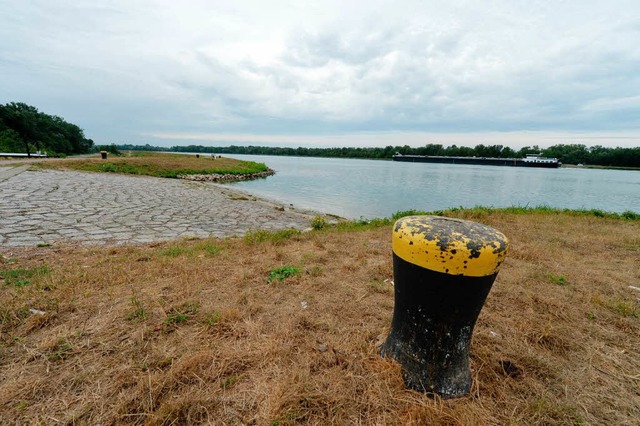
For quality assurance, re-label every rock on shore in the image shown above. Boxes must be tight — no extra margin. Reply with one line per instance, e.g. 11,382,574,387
178,169,275,183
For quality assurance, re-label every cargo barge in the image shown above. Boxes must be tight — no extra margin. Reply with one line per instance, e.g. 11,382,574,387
392,153,561,168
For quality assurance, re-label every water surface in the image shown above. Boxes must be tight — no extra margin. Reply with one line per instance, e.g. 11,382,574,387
222,155,639,219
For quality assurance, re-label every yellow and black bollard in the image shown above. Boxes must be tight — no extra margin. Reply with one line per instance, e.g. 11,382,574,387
381,215,508,398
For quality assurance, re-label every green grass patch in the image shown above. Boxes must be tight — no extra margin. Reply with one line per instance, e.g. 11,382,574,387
547,273,569,286
37,151,270,179
164,302,199,326
529,398,585,425
592,295,639,318
220,375,241,390
47,338,73,362
244,228,301,245
204,311,221,326
126,297,147,322
329,206,640,233
158,241,223,257
0,265,50,287
268,265,301,283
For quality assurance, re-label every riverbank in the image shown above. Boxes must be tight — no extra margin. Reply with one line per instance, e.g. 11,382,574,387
33,151,271,179
1,208,638,424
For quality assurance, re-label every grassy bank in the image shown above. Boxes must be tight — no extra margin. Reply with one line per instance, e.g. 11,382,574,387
1,208,639,424
35,151,270,178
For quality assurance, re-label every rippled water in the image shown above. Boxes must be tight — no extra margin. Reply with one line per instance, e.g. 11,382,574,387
221,154,640,219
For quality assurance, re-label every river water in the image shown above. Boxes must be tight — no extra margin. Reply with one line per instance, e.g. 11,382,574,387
220,154,639,219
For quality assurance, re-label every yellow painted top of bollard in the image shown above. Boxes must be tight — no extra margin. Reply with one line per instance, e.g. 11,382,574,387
392,216,509,277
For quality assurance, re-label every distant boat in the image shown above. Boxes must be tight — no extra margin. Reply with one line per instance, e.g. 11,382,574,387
392,153,561,168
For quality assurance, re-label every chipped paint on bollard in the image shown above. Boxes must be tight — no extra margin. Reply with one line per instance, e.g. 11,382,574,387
381,215,508,398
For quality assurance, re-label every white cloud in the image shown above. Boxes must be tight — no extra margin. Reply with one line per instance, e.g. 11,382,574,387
0,0,638,146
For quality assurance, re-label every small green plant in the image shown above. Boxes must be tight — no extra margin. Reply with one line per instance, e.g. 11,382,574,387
36,243,51,248
311,216,327,230
547,273,569,286
1,265,50,287
158,245,187,257
164,302,199,326
165,313,189,325
126,297,147,321
220,375,240,389
204,311,221,326
47,338,73,361
268,265,301,283
200,242,222,256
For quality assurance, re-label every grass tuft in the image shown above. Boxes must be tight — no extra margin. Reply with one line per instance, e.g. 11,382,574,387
244,228,301,245
268,265,300,283
547,273,569,286
0,265,50,287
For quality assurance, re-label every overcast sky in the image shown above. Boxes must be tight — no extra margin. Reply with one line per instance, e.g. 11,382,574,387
1,0,639,148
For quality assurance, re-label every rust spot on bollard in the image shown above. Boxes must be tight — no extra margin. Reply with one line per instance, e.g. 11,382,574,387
381,215,509,398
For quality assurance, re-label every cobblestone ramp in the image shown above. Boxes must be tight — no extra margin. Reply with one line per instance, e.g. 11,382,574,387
0,169,314,247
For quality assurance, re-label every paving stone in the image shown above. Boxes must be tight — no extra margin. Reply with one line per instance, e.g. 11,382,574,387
1,169,317,247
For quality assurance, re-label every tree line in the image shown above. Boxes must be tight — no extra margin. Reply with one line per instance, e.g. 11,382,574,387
0,102,94,156
117,143,640,168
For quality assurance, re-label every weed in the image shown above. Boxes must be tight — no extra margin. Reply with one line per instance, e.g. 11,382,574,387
158,246,186,257
47,338,73,361
220,375,240,389
126,298,147,321
164,302,199,326
36,243,51,248
205,311,221,326
200,242,222,256
268,265,300,283
165,313,189,325
547,273,569,286
592,295,639,318
311,216,327,230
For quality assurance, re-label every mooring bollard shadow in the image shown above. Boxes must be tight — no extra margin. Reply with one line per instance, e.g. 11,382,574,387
381,215,509,398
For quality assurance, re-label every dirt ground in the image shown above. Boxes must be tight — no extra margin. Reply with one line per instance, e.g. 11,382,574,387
1,210,638,425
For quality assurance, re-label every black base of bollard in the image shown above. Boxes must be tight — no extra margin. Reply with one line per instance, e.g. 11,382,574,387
381,253,495,398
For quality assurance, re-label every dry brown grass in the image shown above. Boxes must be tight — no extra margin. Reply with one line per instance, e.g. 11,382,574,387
1,211,638,425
